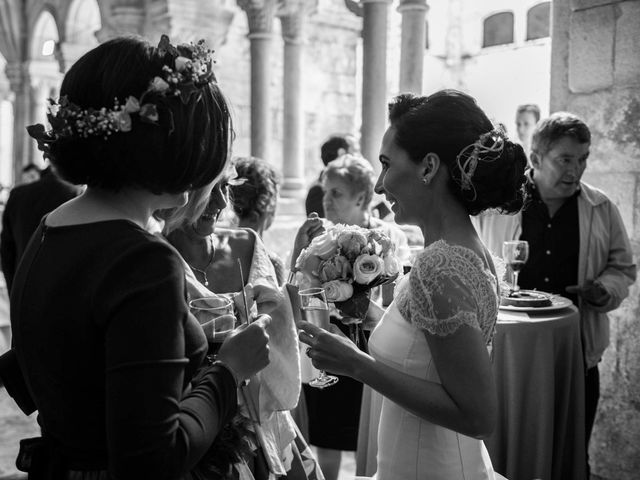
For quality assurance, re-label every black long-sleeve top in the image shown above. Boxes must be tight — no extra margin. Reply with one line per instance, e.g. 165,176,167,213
10,219,237,479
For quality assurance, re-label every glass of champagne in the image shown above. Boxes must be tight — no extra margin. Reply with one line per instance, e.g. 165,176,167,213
502,240,530,294
299,287,339,389
189,296,235,354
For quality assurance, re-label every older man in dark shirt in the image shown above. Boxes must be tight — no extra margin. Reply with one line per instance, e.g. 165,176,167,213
475,112,636,476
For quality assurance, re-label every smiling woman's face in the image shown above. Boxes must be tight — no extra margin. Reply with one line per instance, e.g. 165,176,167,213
374,127,425,226
192,179,229,236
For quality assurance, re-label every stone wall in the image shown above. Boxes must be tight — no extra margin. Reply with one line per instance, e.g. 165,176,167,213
550,1,640,478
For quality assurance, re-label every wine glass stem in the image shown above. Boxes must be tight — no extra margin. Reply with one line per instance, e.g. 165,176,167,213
513,271,520,292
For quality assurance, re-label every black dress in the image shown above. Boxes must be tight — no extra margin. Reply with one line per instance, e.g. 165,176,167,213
302,317,367,451
10,219,237,479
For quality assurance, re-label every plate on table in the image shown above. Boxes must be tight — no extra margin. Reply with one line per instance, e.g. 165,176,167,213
499,294,573,312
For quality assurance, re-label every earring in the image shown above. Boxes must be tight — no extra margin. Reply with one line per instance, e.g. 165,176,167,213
422,177,430,185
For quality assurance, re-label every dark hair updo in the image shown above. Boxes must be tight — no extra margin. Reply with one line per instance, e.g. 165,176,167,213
230,157,281,222
48,36,233,193
388,90,527,216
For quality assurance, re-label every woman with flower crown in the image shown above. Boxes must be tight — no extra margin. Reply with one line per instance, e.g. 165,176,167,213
10,36,272,480
299,90,527,479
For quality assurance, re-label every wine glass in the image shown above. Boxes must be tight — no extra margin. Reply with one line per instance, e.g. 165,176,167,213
299,287,339,389
502,240,530,294
189,296,236,354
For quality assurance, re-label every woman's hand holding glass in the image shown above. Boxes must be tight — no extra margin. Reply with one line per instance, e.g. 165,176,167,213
216,315,272,384
189,297,236,350
298,304,368,383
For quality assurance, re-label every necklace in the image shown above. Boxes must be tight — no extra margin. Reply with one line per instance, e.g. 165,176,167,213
188,235,215,287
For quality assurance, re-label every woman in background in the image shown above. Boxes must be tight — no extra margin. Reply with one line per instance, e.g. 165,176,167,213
229,156,285,285
292,154,409,480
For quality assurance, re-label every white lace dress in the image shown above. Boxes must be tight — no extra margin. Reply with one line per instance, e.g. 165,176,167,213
367,240,500,480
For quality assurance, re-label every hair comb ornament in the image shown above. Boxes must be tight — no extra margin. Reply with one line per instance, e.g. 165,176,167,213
454,127,507,201
27,35,216,157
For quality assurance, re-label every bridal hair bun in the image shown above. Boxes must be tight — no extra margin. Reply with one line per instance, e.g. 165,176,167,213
28,35,233,194
388,90,527,216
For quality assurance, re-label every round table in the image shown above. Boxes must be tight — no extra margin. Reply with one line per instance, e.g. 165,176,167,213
356,305,586,480
487,305,586,480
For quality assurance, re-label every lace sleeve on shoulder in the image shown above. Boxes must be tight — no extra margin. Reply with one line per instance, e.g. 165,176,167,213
408,249,481,336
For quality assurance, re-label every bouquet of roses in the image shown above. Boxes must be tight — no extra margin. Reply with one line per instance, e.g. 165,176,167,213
293,224,401,322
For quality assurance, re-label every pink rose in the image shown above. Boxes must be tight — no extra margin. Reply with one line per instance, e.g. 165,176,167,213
336,227,368,259
318,255,352,283
115,111,132,132
367,229,393,256
150,76,170,93
307,231,338,260
323,280,353,302
383,254,401,277
294,271,321,290
353,254,384,285
295,248,322,278
123,96,140,114
175,56,192,72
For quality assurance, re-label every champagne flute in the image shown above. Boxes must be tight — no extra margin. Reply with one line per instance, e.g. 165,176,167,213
502,240,530,294
189,296,235,354
299,287,339,389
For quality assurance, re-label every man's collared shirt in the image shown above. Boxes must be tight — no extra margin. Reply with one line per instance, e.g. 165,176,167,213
518,184,580,306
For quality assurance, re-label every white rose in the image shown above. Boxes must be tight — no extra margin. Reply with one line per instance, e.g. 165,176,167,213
175,56,192,72
123,96,140,113
150,76,170,93
308,231,338,260
323,280,353,302
383,255,401,277
353,254,384,285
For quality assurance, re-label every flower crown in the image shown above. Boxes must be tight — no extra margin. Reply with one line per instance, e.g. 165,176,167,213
454,127,507,201
27,35,216,155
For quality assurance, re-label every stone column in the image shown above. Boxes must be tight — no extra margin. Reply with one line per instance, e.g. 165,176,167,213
398,0,428,94
5,62,32,183
360,0,391,165
96,4,145,42
550,1,640,478
279,12,305,198
238,1,277,162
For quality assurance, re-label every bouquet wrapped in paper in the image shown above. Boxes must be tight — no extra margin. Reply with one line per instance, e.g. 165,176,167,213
293,224,401,323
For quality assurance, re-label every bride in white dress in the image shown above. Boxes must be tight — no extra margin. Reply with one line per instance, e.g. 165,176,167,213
299,90,528,480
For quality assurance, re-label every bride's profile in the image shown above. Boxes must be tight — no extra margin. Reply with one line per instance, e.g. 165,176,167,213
299,90,527,479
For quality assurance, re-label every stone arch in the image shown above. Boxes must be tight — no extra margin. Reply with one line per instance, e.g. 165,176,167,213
29,9,60,61
61,0,102,71
482,11,514,48
66,0,102,46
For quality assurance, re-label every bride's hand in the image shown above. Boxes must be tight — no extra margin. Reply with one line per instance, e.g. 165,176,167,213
298,321,368,378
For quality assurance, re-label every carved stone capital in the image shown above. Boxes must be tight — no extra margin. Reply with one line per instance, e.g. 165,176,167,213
4,62,29,93
280,14,303,43
237,0,278,34
398,0,428,13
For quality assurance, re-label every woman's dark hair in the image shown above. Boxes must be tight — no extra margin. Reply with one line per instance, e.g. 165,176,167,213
230,157,280,222
49,36,233,193
388,90,527,215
